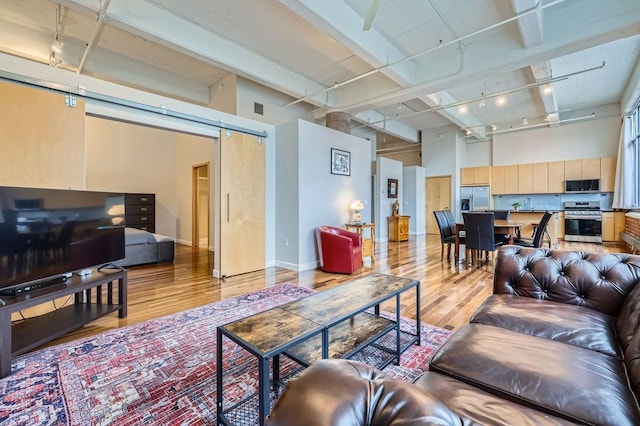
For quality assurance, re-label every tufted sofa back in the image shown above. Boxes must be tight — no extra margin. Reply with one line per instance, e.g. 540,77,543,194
493,246,640,317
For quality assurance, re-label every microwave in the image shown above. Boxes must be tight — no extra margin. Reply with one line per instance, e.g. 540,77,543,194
564,179,600,193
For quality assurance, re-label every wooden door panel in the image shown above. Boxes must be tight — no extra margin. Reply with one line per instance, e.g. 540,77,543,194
426,176,452,235
220,132,265,276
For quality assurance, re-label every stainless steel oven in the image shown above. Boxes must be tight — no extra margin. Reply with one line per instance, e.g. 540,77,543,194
564,201,602,243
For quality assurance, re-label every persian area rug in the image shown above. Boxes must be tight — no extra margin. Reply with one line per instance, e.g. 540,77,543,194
0,284,452,426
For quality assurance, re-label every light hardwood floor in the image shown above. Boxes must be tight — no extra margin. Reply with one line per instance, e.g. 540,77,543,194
31,235,626,348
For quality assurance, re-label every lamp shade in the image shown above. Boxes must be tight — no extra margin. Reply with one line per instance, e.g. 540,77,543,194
350,200,364,211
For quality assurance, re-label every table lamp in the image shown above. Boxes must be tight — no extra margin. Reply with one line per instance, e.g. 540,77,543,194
350,199,364,224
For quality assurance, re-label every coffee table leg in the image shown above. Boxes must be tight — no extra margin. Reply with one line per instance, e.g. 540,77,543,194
258,356,269,426
416,283,421,346
395,295,401,365
272,355,280,391
216,329,224,425
322,328,329,358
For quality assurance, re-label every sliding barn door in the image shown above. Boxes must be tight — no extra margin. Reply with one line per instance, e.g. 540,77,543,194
219,131,265,277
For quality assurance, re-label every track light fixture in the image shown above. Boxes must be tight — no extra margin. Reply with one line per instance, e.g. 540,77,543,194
522,118,528,125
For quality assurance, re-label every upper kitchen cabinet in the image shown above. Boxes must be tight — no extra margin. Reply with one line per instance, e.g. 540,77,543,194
547,161,565,193
565,158,601,180
461,166,491,186
518,163,533,194
504,165,519,194
532,162,549,193
600,156,616,192
491,166,505,194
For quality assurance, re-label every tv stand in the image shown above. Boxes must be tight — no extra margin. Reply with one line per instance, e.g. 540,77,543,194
0,268,127,378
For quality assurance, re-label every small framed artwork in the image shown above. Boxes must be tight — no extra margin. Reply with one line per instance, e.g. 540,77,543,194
388,178,398,198
331,148,351,176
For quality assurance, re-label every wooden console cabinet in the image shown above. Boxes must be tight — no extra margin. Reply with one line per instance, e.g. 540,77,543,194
388,215,410,242
0,268,127,378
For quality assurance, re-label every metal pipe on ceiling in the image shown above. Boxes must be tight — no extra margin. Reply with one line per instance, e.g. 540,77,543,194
77,0,111,74
284,0,568,108
351,62,605,130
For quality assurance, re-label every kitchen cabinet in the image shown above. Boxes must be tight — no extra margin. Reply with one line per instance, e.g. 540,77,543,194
600,156,616,192
491,166,505,194
461,166,491,186
547,161,565,193
602,212,625,242
388,215,410,242
582,158,601,179
504,165,519,194
564,160,582,180
518,163,533,194
532,162,548,193
564,158,601,180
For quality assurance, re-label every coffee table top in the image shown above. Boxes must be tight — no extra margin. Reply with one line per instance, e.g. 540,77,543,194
220,307,324,356
281,273,418,324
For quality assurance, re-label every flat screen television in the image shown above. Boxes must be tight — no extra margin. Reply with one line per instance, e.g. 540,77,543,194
0,186,125,291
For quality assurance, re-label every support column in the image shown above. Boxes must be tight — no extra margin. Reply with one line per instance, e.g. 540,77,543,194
325,111,351,134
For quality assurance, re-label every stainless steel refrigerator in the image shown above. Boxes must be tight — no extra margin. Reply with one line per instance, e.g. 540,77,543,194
460,186,490,212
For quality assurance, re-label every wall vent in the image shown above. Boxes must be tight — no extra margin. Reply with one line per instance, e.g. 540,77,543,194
254,102,264,115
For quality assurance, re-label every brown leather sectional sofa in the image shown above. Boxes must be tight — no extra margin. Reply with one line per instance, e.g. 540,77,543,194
266,246,640,425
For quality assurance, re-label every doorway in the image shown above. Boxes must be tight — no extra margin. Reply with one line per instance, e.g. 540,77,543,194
426,175,452,234
192,163,210,249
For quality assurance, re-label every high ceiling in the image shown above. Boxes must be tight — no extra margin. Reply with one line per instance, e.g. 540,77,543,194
0,0,639,144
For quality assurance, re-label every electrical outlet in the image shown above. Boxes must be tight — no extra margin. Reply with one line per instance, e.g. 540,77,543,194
284,239,289,247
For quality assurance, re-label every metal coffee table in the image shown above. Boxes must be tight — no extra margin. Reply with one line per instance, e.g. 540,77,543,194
216,273,421,425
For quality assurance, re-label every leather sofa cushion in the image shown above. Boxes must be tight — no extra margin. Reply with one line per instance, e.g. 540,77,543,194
265,359,473,426
430,324,640,426
470,294,620,358
413,372,577,425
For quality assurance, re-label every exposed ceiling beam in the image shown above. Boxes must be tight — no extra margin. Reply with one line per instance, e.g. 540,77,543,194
512,0,544,48
530,63,559,127
278,0,415,87
59,0,328,107
332,0,640,113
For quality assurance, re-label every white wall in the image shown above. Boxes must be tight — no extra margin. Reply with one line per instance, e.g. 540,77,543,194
375,157,404,241
297,120,371,270
84,116,179,237
236,76,316,127
175,133,217,247
275,119,371,271
275,120,300,269
403,166,426,235
493,112,620,165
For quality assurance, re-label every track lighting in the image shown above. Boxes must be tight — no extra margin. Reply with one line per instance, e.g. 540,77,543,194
491,124,497,131
522,118,528,125
458,105,468,113
51,37,63,53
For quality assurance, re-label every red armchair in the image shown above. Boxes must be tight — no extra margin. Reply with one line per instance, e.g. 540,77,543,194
315,226,363,274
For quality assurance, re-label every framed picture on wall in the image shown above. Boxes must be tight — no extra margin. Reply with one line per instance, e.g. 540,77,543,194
388,178,398,198
331,148,351,176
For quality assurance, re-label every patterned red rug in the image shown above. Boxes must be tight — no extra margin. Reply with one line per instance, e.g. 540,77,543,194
0,283,451,425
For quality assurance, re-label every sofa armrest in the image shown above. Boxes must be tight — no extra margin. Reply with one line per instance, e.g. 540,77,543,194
493,246,640,316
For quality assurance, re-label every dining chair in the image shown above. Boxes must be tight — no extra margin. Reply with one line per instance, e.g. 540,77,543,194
515,211,553,248
489,210,512,244
434,210,464,261
462,212,505,265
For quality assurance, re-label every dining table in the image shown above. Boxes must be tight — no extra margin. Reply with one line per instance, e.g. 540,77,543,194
454,219,525,261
